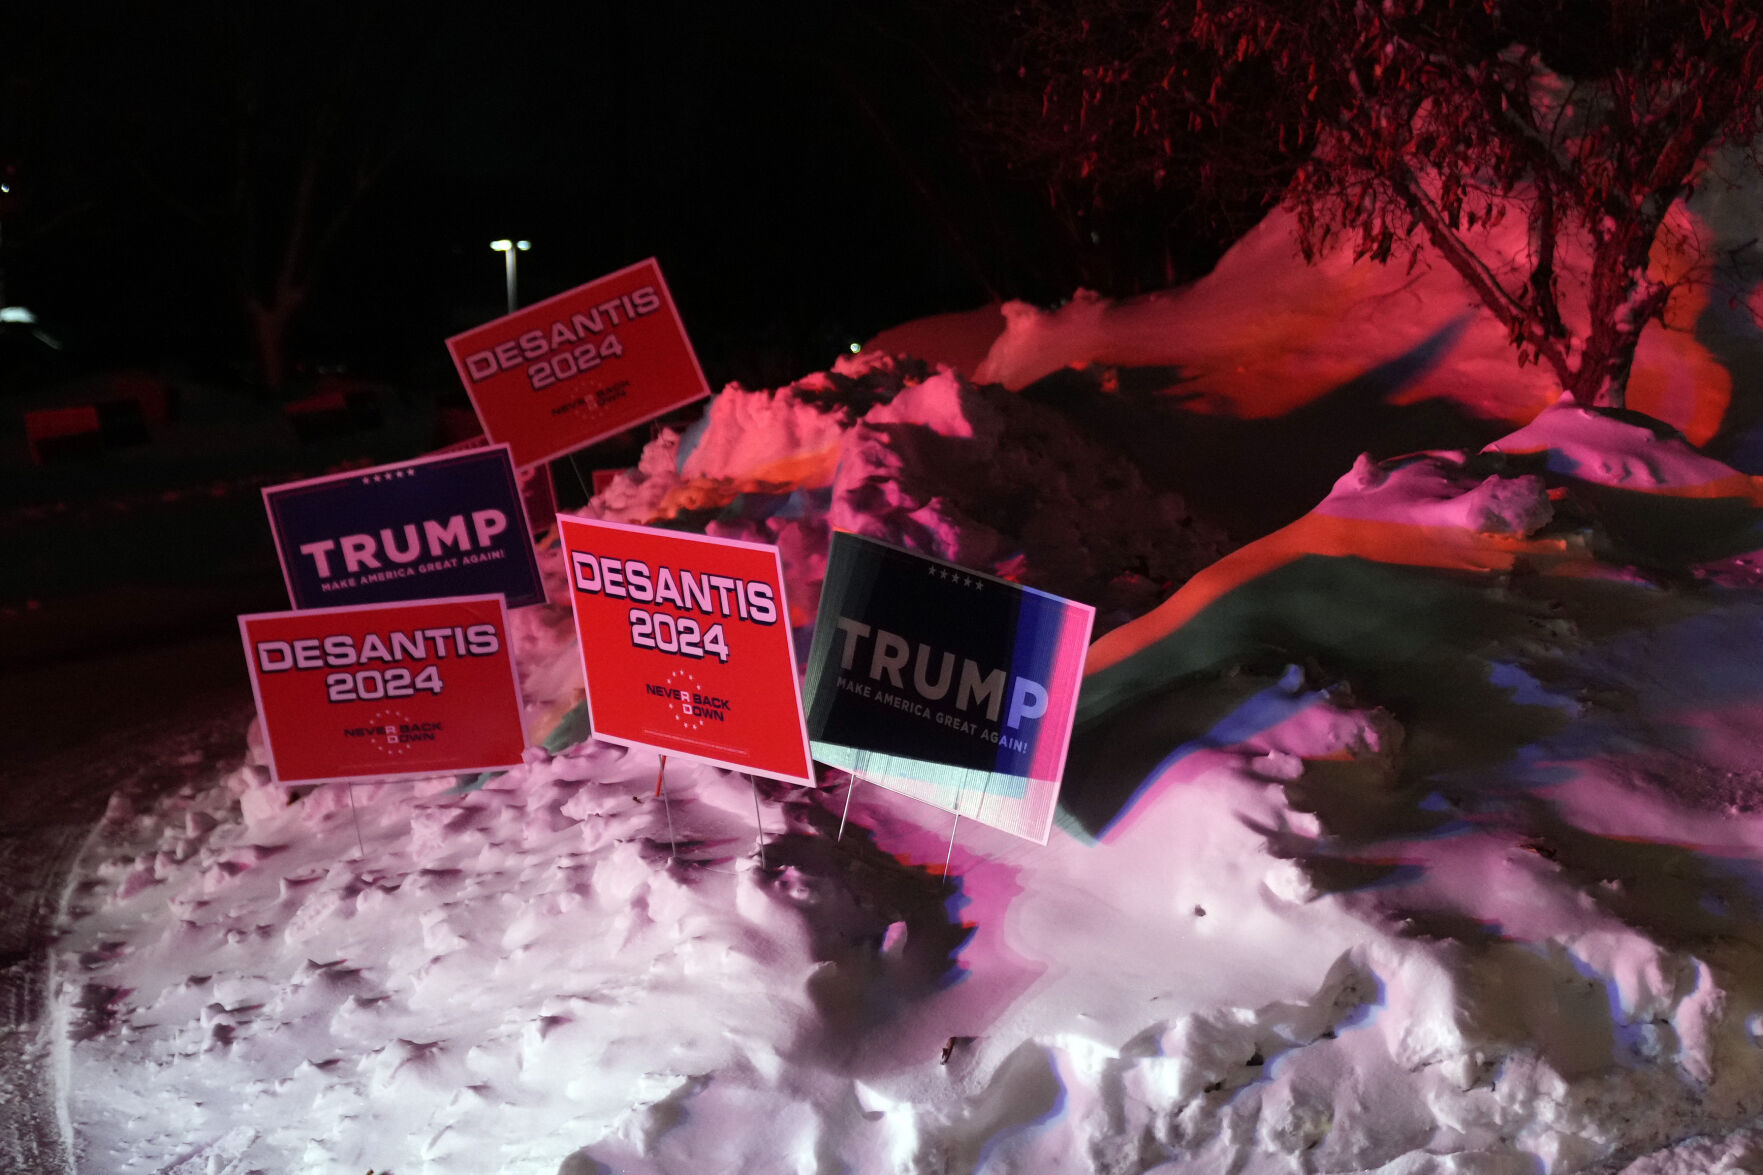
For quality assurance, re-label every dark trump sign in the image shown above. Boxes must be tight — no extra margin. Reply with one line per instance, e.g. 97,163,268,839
263,445,545,611
804,532,1093,844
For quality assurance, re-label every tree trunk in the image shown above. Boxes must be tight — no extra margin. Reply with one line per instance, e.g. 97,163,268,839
1568,228,1672,411
1566,328,1635,411
247,292,303,394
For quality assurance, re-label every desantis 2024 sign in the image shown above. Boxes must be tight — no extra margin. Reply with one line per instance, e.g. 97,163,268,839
558,517,813,785
804,532,1093,844
445,259,710,470
239,595,528,784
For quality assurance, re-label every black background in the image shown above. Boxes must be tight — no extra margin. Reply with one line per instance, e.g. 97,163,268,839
0,2,1013,394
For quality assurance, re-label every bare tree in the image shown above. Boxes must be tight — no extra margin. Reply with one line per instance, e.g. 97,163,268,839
111,3,444,391
989,0,1763,408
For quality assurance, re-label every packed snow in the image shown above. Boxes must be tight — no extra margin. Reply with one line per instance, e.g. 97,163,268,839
44,185,1763,1174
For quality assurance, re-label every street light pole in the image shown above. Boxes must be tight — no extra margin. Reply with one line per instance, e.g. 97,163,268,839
0,180,10,311
489,239,531,315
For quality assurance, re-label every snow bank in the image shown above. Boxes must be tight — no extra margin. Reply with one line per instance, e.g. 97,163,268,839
49,177,1763,1172
587,353,1229,633
58,370,1763,1174
970,193,1753,448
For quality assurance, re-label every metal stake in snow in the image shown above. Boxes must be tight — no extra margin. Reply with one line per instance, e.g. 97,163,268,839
942,776,991,887
655,755,677,861
836,774,859,842
346,784,366,858
942,782,965,885
566,453,594,504
750,775,768,871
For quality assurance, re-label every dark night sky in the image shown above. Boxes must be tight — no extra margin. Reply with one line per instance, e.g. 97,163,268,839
1,2,1010,393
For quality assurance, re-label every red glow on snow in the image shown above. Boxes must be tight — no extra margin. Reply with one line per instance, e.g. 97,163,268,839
1087,512,1585,677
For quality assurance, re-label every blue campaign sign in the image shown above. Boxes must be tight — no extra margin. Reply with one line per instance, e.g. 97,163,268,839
263,445,546,610
803,532,1094,845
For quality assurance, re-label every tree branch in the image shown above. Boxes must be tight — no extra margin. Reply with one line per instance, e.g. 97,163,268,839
1393,168,1573,384
1528,175,1568,340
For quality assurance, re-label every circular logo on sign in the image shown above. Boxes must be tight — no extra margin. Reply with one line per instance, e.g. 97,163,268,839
368,707,416,759
666,667,712,733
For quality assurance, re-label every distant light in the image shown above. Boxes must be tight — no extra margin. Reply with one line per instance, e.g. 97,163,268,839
848,342,861,354
516,240,531,251
0,305,36,324
490,239,512,251
0,184,9,194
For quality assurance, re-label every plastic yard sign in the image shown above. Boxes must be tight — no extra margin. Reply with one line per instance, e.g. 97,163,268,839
803,532,1094,844
558,516,814,785
263,445,545,610
430,432,558,538
445,258,710,470
239,595,528,784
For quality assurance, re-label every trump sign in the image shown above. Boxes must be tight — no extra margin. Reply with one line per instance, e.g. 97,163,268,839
803,532,1093,844
263,445,546,611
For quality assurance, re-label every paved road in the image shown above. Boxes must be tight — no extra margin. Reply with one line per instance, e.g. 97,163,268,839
0,631,254,1174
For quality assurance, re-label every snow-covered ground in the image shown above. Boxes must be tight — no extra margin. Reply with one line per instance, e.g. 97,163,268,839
43,185,1763,1173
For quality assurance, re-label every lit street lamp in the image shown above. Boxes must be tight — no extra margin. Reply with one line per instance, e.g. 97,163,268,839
490,239,531,315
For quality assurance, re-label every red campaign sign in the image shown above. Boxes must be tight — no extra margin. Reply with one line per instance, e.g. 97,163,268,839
445,258,711,470
239,595,528,784
558,517,814,785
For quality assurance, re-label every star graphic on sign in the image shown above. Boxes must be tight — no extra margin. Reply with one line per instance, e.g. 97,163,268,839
666,667,710,732
369,707,414,758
